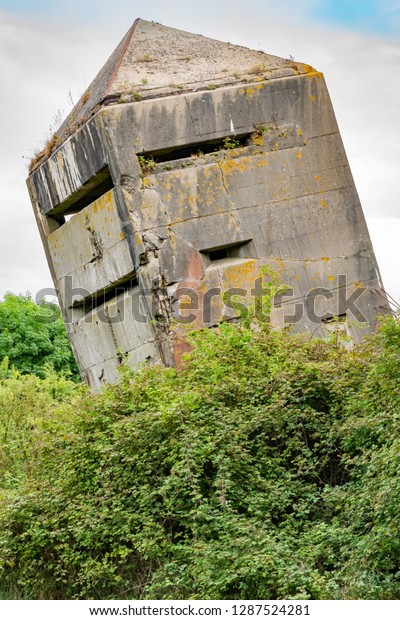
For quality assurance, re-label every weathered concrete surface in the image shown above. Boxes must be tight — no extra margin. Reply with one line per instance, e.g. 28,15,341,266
48,19,316,148
31,119,108,215
48,189,135,300
27,19,389,389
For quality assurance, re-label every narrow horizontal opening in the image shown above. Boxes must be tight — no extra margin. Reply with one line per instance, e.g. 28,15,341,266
49,166,114,216
201,240,254,265
322,313,347,324
209,248,229,261
71,273,138,315
137,133,252,171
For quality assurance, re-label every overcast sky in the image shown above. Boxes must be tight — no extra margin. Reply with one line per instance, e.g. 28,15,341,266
0,0,399,303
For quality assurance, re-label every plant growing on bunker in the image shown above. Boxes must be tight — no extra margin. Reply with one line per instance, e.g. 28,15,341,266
248,62,266,75
222,136,241,150
138,155,156,175
136,53,157,63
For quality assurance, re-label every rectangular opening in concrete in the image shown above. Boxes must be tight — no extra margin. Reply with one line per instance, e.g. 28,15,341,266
201,240,255,266
322,313,347,324
47,166,114,217
71,272,138,315
208,248,230,261
137,133,252,171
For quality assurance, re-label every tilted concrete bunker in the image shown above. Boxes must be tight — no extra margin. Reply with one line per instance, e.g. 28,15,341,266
27,19,388,388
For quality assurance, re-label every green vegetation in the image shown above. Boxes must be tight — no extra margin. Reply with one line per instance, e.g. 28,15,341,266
0,293,79,380
222,136,241,150
256,124,274,134
0,367,79,497
0,304,399,599
138,155,156,174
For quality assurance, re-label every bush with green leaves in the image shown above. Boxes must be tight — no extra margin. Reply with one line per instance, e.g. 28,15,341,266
0,293,79,380
0,365,79,498
0,314,399,599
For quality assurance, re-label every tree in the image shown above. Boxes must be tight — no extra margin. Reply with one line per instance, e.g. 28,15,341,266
0,293,80,380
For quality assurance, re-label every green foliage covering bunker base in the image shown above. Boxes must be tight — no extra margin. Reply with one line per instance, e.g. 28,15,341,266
0,315,399,599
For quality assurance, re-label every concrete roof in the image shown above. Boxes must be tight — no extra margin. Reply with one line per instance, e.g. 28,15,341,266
57,18,314,141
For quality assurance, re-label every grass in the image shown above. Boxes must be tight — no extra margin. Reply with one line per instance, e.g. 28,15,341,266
248,63,267,75
136,53,157,63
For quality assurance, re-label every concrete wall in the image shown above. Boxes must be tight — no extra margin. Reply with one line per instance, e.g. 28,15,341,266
27,71,387,388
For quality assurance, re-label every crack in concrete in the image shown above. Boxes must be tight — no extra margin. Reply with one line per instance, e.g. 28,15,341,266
307,131,339,143
218,162,235,207
142,233,162,252
167,226,196,251
268,249,371,265
84,212,103,261
103,305,123,363
153,186,170,221
138,182,355,233
143,179,170,221
60,235,131,279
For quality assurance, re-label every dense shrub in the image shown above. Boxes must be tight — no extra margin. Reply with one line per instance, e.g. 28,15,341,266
0,366,79,495
0,317,399,599
0,293,79,380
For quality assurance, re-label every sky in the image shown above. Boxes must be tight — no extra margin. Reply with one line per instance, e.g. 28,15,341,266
0,0,399,305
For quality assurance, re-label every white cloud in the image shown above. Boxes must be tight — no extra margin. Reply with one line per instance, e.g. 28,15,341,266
368,217,400,303
0,11,118,296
